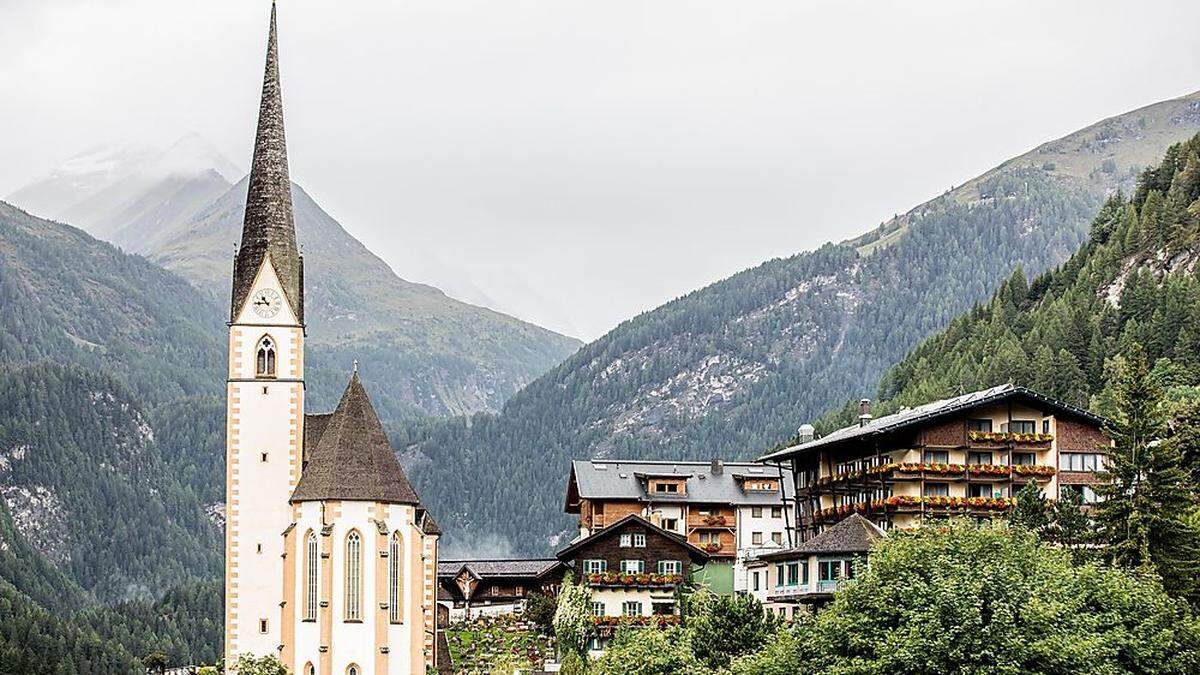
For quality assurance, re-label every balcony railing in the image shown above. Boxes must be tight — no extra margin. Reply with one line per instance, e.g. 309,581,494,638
809,495,1016,523
804,463,1056,493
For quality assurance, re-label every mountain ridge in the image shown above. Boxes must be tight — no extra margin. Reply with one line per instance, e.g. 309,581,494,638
397,88,1200,554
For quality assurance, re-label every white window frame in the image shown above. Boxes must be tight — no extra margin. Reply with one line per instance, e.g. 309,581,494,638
622,600,642,617
619,533,632,547
388,532,403,623
344,530,363,621
620,559,645,574
305,531,318,621
657,560,681,575
583,559,607,574
591,601,605,616
632,533,646,548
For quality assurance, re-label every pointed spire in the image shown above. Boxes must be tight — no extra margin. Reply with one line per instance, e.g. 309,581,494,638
291,369,422,504
231,1,304,323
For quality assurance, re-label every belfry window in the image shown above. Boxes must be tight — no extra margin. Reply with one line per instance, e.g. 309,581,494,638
256,335,277,378
345,530,362,621
304,531,318,621
389,531,403,623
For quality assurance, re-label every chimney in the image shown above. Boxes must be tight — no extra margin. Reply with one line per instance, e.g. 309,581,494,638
798,424,815,444
858,399,873,428
711,459,724,475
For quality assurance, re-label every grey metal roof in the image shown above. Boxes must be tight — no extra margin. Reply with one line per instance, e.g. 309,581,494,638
437,559,564,578
568,459,793,506
291,371,421,504
759,384,1108,463
762,514,885,559
231,2,304,324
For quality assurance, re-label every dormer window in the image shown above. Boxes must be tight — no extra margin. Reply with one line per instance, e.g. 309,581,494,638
256,335,277,378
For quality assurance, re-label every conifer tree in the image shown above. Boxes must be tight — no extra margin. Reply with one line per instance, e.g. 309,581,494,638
1009,482,1049,535
1095,345,1200,602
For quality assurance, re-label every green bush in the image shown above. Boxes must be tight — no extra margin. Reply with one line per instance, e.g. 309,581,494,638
733,521,1200,674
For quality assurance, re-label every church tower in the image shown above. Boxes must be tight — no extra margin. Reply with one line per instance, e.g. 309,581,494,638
226,1,305,664
225,5,442,673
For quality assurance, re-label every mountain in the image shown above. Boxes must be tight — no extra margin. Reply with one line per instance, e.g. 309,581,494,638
8,135,240,246
827,133,1200,430
8,138,582,417
145,177,582,416
396,90,1200,555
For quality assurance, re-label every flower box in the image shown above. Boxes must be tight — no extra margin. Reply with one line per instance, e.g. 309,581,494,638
585,572,685,588
1012,465,1056,478
701,514,727,527
966,464,1010,477
969,431,1054,444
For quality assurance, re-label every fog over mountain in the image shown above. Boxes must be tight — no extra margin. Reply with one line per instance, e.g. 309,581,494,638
5,0,1200,338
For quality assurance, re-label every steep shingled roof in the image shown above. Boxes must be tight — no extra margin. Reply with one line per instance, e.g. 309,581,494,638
231,1,304,324
759,384,1108,463
291,372,420,504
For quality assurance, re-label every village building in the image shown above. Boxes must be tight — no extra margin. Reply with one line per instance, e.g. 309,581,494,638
563,459,794,595
758,385,1110,542
436,559,568,622
224,5,440,673
752,513,885,618
555,514,709,655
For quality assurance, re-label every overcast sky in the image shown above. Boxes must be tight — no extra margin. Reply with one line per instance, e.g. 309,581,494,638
3,1,1200,339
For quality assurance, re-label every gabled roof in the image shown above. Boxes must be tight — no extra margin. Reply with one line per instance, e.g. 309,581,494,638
759,384,1108,463
231,2,303,324
555,514,710,564
436,559,566,579
291,371,420,504
565,459,793,513
761,514,885,559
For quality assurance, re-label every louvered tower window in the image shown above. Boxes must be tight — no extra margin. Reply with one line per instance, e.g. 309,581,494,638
256,335,277,377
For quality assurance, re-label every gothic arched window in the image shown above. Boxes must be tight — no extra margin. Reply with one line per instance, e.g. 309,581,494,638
304,530,318,621
345,530,362,621
388,531,403,623
346,665,360,675
256,335,277,378
304,663,315,675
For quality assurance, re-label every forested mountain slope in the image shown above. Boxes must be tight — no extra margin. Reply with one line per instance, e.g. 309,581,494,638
401,91,1200,554
820,134,1200,431
0,202,226,668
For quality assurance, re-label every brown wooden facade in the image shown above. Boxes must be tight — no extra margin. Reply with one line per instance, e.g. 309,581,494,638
761,387,1110,541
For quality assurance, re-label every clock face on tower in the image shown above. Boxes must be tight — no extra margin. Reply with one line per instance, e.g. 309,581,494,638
252,288,282,318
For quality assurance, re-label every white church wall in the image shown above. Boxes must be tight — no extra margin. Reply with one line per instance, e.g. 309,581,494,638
290,501,427,675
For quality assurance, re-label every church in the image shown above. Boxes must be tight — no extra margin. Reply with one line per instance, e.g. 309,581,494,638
224,4,441,673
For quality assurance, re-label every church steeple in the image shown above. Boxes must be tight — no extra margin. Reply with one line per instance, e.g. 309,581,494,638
231,1,303,324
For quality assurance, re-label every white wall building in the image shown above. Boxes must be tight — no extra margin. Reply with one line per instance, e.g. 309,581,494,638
224,5,440,673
